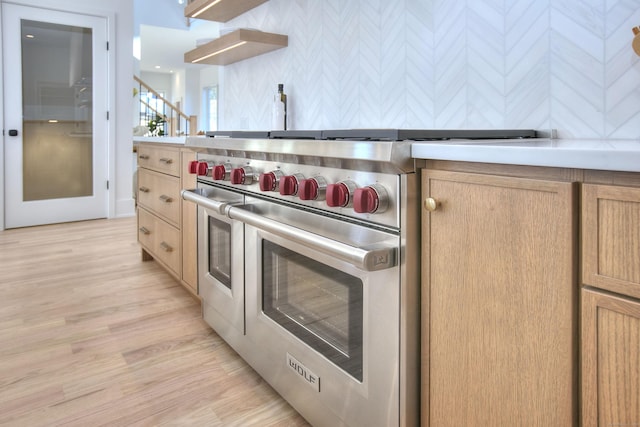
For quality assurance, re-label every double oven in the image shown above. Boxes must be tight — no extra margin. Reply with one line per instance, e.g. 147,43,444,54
182,129,536,426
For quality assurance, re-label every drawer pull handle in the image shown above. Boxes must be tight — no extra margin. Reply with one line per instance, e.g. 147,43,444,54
159,195,173,203
160,242,173,252
139,186,150,193
139,226,150,235
159,158,173,164
139,154,150,160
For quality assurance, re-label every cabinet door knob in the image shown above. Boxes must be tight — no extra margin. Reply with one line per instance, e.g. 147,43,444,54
159,194,173,203
160,242,173,252
159,157,173,164
424,197,439,212
139,226,150,235
139,186,150,193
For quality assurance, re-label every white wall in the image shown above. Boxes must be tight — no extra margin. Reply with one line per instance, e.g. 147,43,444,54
183,68,198,130
0,0,135,226
219,0,640,140
187,66,220,132
140,71,173,101
172,70,185,108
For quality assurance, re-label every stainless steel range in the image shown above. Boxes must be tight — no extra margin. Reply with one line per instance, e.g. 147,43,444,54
182,129,536,427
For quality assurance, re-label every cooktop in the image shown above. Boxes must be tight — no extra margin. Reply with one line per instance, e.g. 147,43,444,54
206,129,538,141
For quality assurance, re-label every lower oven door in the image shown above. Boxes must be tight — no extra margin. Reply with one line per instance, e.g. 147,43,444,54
240,199,401,427
192,186,245,342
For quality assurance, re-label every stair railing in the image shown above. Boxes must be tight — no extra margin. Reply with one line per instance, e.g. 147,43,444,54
134,75,198,136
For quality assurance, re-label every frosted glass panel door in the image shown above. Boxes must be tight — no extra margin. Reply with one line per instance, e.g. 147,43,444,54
3,4,108,228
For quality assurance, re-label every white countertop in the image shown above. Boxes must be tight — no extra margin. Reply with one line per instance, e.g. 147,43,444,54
411,139,640,173
133,136,187,144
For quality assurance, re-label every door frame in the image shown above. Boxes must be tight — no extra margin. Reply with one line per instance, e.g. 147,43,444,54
0,1,118,230
0,4,4,231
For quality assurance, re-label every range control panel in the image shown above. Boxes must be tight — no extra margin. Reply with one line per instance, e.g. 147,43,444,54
190,155,402,229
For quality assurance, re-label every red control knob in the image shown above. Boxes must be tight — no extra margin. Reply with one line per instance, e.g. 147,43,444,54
259,170,283,192
354,187,378,213
279,175,300,196
260,172,277,191
353,184,389,214
299,179,319,200
212,164,229,181
188,160,199,174
326,183,350,207
230,166,254,185
196,161,209,176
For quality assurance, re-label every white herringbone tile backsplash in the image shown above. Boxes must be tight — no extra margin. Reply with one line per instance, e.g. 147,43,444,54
219,0,640,139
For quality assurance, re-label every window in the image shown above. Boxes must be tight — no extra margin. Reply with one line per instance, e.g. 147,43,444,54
139,90,167,136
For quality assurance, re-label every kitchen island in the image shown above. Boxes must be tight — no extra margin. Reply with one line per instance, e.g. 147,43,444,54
414,138,640,427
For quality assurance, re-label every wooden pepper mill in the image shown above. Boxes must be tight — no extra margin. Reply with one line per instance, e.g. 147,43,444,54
634,27,640,56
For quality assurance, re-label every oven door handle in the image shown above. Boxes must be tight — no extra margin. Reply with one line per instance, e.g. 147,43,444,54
182,188,396,271
181,188,228,215
227,205,397,272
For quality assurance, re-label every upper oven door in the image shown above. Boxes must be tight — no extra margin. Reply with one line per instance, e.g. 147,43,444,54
241,198,402,427
189,185,245,337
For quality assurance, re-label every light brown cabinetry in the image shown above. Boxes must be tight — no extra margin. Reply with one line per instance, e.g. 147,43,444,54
138,169,181,226
137,142,197,296
581,289,640,427
421,168,577,426
581,183,640,426
582,184,640,297
181,151,197,290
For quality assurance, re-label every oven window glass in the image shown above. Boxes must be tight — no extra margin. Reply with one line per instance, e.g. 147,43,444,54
208,216,231,289
262,240,363,381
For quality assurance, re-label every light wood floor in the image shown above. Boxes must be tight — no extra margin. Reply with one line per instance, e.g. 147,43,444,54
0,216,309,426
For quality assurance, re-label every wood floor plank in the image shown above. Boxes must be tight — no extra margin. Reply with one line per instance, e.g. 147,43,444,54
0,217,309,426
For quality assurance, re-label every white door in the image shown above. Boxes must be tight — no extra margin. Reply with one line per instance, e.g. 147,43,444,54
3,4,108,228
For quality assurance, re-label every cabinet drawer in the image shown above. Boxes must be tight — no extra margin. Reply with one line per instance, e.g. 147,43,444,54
581,288,640,427
137,168,180,227
583,184,640,298
137,145,180,176
138,208,181,275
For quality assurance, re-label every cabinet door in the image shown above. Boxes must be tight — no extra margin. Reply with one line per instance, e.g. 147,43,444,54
421,170,577,426
582,184,640,298
582,288,640,427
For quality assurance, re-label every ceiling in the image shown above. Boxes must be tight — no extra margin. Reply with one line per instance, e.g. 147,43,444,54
138,19,220,73
140,23,218,73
